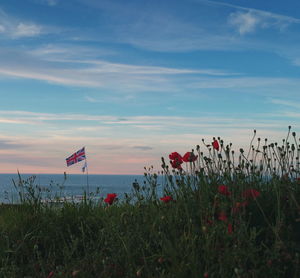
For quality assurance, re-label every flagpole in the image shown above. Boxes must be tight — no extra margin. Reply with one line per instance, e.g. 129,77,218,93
85,158,89,198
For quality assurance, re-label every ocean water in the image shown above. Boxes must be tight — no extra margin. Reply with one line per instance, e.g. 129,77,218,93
0,173,146,203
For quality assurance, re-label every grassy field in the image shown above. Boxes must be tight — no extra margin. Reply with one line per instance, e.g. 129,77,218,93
0,129,299,277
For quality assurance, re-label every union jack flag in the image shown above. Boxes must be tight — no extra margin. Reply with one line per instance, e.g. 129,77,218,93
66,147,86,167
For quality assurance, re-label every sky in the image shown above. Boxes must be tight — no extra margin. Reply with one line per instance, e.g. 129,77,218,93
0,0,300,174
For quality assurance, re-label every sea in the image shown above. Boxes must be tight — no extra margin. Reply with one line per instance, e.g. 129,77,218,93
0,173,147,204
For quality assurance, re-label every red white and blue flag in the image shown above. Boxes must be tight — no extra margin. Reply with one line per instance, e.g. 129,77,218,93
66,147,86,167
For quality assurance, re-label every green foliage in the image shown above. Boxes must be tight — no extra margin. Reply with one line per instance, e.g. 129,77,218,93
0,128,299,277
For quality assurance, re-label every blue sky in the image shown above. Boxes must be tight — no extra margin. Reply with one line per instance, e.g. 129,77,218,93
0,0,300,174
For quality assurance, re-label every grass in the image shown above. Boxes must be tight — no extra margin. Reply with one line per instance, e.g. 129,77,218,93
0,128,299,277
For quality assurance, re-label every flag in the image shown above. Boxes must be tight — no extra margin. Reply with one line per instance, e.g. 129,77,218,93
82,161,87,173
66,147,86,167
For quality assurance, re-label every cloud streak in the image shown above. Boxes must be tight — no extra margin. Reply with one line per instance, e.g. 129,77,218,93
199,0,300,24
0,9,43,38
0,46,238,90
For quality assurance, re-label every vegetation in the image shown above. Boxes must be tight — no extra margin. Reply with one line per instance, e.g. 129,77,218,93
0,127,299,277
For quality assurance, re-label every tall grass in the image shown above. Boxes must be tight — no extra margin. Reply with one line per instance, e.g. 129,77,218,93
0,128,299,277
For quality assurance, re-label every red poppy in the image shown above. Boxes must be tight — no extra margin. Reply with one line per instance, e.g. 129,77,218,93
227,223,233,234
242,189,260,200
170,159,183,169
169,152,182,161
160,195,173,203
218,185,231,196
212,139,219,151
104,193,117,205
169,152,183,169
218,211,228,222
182,152,198,162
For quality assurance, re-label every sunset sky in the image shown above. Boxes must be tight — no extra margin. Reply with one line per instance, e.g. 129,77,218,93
1,0,300,174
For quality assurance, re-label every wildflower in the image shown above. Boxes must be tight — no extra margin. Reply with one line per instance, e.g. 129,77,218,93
242,189,260,200
104,193,117,205
160,195,173,203
218,211,228,222
169,152,182,161
204,272,209,278
218,185,231,196
182,152,198,162
212,139,219,151
169,152,183,169
170,159,183,169
227,223,233,234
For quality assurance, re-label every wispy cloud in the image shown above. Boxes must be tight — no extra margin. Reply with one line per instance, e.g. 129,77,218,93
76,0,300,53
0,46,237,90
270,98,300,109
198,0,300,35
132,146,153,151
188,77,300,97
200,0,300,24
0,9,43,38
0,110,293,132
228,12,261,35
0,139,28,150
0,109,296,174
13,22,42,37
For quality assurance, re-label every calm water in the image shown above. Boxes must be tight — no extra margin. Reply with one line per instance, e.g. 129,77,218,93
0,174,145,203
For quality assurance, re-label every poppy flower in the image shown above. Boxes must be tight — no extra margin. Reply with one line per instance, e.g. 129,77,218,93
104,193,117,205
160,195,173,203
242,189,260,200
169,152,182,161
218,211,228,222
169,152,183,169
227,223,233,234
218,185,231,196
170,159,183,170
212,139,219,151
182,152,198,162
